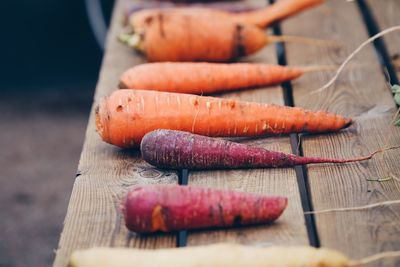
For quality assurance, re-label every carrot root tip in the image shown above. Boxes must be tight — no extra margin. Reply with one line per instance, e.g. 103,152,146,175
344,118,353,129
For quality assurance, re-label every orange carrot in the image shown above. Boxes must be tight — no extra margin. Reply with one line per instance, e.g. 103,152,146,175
233,0,323,28
121,8,334,62
119,62,332,94
120,13,267,62
69,244,350,267
130,0,323,29
96,90,351,148
128,7,236,30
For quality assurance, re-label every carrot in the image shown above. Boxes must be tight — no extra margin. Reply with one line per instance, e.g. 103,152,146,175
121,8,335,62
69,243,350,267
119,62,333,94
122,185,287,233
141,129,394,170
96,90,351,148
120,13,268,62
130,0,323,30
234,0,324,28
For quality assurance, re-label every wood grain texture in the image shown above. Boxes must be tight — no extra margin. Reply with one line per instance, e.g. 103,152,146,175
187,25,308,246
367,0,400,79
53,1,178,267
282,0,400,264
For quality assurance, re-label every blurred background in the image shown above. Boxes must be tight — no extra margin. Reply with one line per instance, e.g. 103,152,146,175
0,1,113,266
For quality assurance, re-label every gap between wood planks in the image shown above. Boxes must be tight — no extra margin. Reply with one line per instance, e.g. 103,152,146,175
269,0,320,247
357,0,399,85
177,169,189,247
175,0,400,249
270,0,400,249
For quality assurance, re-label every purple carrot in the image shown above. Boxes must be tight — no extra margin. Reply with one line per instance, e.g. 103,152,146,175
140,129,390,170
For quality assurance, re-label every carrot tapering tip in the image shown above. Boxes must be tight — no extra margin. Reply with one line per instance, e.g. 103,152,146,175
344,118,352,129
280,197,289,211
267,35,341,48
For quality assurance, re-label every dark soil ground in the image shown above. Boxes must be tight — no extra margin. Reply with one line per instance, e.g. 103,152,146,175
0,87,93,267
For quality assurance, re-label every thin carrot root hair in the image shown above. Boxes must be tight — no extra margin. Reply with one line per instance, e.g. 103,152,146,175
349,250,400,266
328,145,400,164
312,25,400,93
299,63,364,74
389,173,400,182
304,199,400,215
268,35,341,48
298,65,337,73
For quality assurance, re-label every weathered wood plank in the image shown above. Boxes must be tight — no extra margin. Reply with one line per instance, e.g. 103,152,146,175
186,25,308,246
367,0,400,79
53,1,178,266
282,0,400,263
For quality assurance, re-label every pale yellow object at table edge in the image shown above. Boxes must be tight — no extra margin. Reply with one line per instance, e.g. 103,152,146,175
69,243,349,267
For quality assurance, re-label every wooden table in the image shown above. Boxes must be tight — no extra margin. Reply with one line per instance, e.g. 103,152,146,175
53,1,400,266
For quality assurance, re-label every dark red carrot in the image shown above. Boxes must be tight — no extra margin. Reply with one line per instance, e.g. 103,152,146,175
141,130,395,170
123,184,287,233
